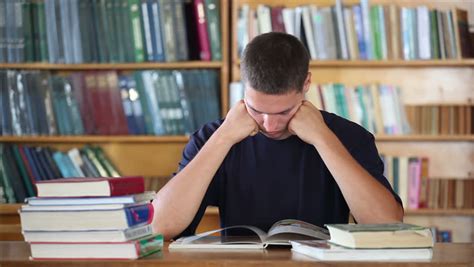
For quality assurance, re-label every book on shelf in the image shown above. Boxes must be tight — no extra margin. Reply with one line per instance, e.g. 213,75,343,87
290,240,433,261
236,2,472,60
405,105,473,135
381,154,474,210
325,223,434,249
19,202,153,231
23,224,153,243
169,219,330,250
0,0,223,63
35,176,145,198
29,233,163,260
0,69,221,136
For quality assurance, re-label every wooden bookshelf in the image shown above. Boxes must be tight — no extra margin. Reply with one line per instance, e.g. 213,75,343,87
0,136,190,144
230,0,474,243
1,134,472,144
0,62,224,70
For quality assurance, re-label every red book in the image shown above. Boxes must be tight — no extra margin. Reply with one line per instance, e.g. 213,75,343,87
105,71,129,135
271,6,285,33
193,0,211,61
35,176,145,197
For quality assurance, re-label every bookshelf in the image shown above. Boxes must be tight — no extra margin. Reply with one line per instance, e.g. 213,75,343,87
0,0,229,241
230,0,474,242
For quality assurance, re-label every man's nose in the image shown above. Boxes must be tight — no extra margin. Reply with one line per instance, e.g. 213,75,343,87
263,114,279,132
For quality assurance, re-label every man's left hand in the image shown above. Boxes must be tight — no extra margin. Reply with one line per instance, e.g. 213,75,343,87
288,100,331,145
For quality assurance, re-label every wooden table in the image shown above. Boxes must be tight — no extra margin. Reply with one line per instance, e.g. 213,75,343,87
0,241,472,266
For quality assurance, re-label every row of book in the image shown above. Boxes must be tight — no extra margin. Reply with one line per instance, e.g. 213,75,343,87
237,2,472,60
405,105,473,135
20,176,163,259
0,144,120,204
0,0,221,63
231,81,410,135
0,69,221,136
381,155,473,210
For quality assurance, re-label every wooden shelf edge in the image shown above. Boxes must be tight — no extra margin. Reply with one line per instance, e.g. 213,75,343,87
375,135,474,141
404,209,474,216
234,59,474,67
0,61,224,70
0,135,190,143
0,204,21,214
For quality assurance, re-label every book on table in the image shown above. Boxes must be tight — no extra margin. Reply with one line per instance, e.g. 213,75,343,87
25,191,156,206
34,176,145,197
29,233,164,260
290,240,433,261
23,224,154,243
325,223,434,249
169,219,330,250
19,202,154,231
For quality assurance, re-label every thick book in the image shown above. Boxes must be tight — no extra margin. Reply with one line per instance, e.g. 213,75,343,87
169,219,330,250
35,176,145,197
27,191,155,206
325,223,434,249
19,203,153,231
291,240,433,261
29,233,163,260
23,224,153,243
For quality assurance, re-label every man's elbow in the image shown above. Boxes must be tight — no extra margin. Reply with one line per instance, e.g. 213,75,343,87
152,221,181,241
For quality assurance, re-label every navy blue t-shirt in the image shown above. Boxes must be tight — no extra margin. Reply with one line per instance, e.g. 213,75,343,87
175,111,402,238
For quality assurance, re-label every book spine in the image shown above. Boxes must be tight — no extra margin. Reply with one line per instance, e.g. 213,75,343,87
125,203,154,227
193,0,211,61
108,176,145,196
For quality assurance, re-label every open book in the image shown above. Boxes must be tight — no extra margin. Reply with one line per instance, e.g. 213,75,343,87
169,219,330,250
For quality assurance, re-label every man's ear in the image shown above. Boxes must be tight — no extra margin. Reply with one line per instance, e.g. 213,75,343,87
303,72,312,94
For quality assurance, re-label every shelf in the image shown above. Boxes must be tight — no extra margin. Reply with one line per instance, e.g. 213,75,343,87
0,61,224,70
405,209,474,216
374,135,474,141
0,135,190,143
0,204,21,214
1,135,472,143
234,59,474,67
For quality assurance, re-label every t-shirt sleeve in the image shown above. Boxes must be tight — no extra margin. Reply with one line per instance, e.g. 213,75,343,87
171,126,221,239
349,133,404,208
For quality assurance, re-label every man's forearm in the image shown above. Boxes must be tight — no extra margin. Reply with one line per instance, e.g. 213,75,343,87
152,128,233,240
312,129,403,223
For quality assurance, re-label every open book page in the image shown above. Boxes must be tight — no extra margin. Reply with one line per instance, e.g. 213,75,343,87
169,225,270,249
265,219,330,244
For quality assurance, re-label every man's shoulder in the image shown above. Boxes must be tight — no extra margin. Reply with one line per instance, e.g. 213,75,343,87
321,110,374,147
189,119,225,145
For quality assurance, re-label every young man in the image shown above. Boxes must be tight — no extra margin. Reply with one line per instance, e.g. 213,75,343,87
152,32,403,240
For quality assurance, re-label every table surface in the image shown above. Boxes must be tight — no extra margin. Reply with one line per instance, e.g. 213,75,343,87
0,241,473,267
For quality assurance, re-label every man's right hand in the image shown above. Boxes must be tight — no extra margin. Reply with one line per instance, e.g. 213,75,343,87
218,100,259,144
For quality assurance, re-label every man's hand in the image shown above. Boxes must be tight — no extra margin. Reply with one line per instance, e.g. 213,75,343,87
288,100,330,145
218,100,259,145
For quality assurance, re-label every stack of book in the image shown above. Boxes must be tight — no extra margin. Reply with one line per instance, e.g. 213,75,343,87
291,223,434,261
19,176,163,260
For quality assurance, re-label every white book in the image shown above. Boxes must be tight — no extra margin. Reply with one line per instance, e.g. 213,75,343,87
417,6,431,59
67,148,85,177
335,0,349,59
21,201,149,211
305,84,322,109
360,0,372,59
229,82,244,108
293,7,302,40
291,240,433,261
237,4,250,55
282,8,295,35
22,224,153,243
301,6,317,59
26,191,155,206
257,5,272,34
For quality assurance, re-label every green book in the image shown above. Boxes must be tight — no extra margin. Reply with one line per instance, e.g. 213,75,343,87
429,10,440,59
22,0,34,62
92,146,120,177
128,0,145,62
325,223,433,249
11,145,35,197
370,6,382,60
204,0,221,61
105,0,118,62
0,144,16,203
81,146,109,177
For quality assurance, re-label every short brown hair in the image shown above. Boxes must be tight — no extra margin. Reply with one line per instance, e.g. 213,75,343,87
240,32,310,94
